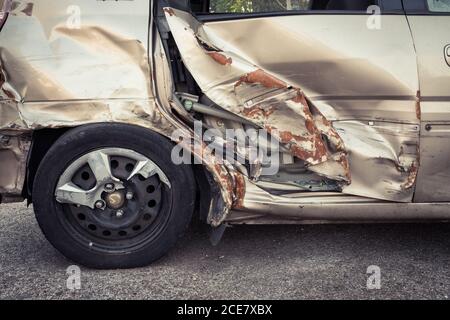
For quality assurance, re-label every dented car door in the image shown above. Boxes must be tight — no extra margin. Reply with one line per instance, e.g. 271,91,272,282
164,0,421,203
403,0,450,202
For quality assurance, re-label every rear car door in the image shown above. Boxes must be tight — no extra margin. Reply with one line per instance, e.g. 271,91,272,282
404,0,450,202
163,0,422,202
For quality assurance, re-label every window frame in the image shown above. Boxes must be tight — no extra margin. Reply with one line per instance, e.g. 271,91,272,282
402,0,450,15
195,0,404,22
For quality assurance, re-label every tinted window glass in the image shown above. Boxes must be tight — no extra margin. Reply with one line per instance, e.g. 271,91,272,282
209,0,313,13
208,0,378,14
427,0,450,12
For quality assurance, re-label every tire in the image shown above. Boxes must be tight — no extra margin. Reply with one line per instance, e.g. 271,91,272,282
33,123,196,269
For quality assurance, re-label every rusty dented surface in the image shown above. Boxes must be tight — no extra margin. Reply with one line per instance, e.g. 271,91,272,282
0,2,424,224
165,120,242,225
0,0,165,200
0,1,239,222
333,121,419,201
164,8,421,203
165,10,350,182
416,91,422,121
0,0,155,125
152,33,243,226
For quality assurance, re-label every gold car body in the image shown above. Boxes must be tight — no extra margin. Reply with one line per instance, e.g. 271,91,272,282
1,0,449,225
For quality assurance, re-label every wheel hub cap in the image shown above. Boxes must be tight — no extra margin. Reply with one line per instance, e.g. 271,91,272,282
54,148,171,242
105,191,125,209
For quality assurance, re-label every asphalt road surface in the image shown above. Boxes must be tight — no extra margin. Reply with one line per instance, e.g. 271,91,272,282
0,202,448,300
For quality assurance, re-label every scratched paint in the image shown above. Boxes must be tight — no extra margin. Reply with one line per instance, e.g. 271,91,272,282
0,2,423,226
163,9,351,180
163,7,420,204
0,1,240,226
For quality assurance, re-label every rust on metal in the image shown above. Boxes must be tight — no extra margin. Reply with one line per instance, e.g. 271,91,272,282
333,152,352,182
242,103,330,165
163,8,352,189
401,144,420,191
233,172,247,209
172,129,236,217
235,69,287,90
0,4,426,225
416,91,422,120
266,126,327,164
235,74,349,178
163,5,422,213
402,161,419,190
242,105,276,119
207,52,232,66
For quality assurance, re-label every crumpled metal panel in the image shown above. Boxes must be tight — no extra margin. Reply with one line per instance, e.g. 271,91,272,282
164,9,350,184
0,0,166,199
152,33,242,226
0,0,152,103
201,13,418,99
164,8,420,203
0,1,423,225
0,0,156,132
334,121,419,202
0,1,240,225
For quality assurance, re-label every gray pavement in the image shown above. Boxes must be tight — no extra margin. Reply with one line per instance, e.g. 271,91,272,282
0,202,448,300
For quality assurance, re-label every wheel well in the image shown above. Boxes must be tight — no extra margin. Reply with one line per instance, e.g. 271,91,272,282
24,127,71,202
25,126,214,225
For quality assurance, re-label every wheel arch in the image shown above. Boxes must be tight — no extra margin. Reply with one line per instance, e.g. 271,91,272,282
24,127,71,203
25,123,214,225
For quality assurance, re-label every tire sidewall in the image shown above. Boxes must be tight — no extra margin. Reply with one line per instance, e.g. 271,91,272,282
33,123,195,269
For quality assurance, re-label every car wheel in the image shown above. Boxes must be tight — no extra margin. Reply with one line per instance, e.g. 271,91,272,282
33,123,195,269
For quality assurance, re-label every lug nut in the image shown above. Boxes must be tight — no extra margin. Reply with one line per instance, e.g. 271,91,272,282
126,192,134,200
116,210,124,218
95,200,105,209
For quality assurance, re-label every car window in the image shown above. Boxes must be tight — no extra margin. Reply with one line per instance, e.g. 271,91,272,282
427,0,450,12
208,0,377,14
209,0,313,13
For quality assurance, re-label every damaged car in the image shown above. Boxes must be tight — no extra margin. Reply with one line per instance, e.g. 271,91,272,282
0,0,449,268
